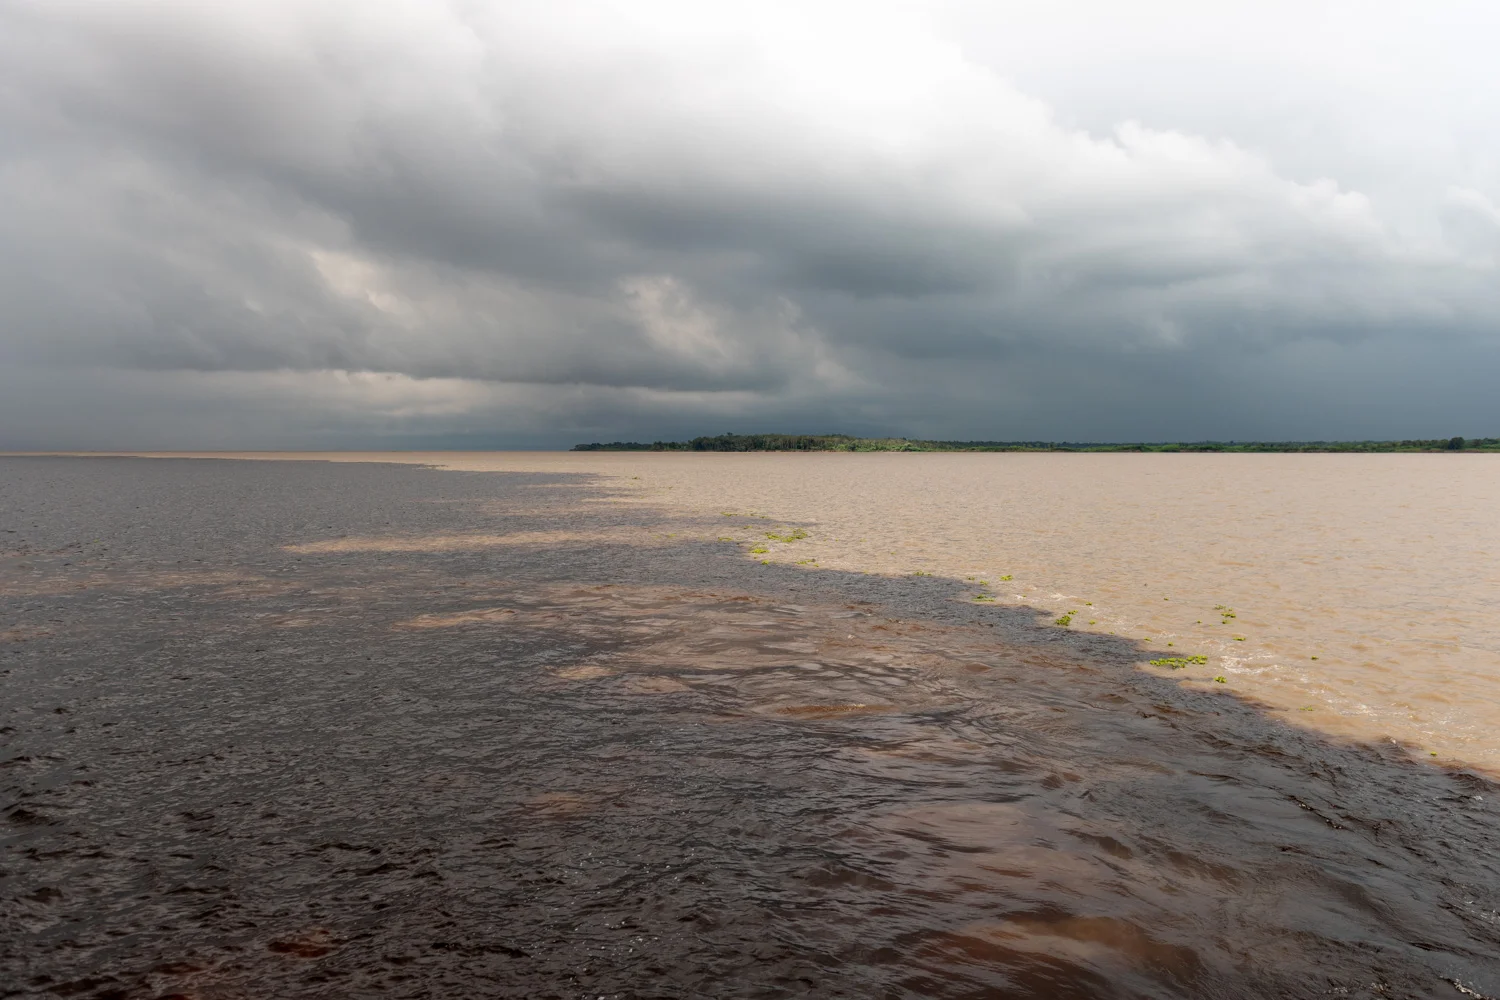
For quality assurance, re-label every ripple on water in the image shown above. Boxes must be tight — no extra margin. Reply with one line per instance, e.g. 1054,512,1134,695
2,456,1498,999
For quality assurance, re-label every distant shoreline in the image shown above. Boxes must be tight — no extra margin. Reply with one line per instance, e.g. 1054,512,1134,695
573,433,1500,453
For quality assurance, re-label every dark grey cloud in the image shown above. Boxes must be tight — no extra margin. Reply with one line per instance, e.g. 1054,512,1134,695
1,0,1497,448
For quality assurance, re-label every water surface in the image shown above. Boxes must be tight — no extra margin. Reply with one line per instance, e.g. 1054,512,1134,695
177,450,1498,769
2,456,1498,998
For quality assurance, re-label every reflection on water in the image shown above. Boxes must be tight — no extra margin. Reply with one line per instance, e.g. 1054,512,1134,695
2,457,1499,998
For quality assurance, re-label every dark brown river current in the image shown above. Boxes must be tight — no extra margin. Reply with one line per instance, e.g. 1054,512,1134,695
3,457,1499,999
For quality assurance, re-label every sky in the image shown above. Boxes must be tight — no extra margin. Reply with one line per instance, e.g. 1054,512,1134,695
2,0,1498,448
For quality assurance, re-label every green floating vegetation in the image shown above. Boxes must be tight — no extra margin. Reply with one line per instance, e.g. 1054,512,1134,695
1149,655,1208,669
912,570,933,577
765,528,810,543
1055,613,1074,627
999,575,1013,582
748,545,769,554
974,594,996,602
1213,676,1228,684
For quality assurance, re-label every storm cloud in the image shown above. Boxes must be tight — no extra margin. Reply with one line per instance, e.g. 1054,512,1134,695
2,0,1497,447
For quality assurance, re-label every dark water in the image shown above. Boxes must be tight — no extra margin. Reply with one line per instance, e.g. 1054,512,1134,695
2,457,1498,999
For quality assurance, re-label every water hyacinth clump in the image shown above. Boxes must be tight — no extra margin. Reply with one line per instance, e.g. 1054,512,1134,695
1149,655,1209,669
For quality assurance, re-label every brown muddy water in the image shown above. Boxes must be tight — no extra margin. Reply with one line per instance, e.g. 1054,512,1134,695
2,455,1499,999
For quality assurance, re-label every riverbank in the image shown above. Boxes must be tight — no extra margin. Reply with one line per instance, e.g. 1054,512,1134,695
572,432,1500,452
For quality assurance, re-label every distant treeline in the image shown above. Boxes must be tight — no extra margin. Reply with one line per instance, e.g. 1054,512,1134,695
573,433,1500,453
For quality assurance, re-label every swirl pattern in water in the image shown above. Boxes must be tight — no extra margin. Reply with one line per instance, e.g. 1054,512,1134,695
2,457,1498,998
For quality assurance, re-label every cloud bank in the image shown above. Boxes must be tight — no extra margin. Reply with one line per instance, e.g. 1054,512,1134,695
2,0,1497,446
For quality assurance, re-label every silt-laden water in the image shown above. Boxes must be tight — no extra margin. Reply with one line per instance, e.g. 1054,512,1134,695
2,456,1498,998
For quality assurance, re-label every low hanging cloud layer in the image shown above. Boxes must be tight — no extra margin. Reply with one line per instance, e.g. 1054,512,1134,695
2,0,1498,447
